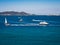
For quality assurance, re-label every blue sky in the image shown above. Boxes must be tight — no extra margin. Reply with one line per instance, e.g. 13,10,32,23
0,0,60,15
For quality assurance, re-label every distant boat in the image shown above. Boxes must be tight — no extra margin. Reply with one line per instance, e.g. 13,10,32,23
18,17,21,18
19,19,23,22
40,21,48,25
32,19,41,21
5,18,10,26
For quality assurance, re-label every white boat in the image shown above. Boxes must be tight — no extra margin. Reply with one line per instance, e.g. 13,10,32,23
40,21,48,25
5,18,10,26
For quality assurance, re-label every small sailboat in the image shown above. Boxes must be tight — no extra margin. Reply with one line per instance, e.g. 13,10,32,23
5,18,10,26
19,19,23,22
5,18,7,24
40,21,48,25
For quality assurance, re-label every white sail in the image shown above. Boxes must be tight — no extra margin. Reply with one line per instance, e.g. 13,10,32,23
5,18,7,24
5,18,10,26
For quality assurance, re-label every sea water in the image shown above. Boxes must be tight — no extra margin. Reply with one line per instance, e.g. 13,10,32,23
0,15,60,45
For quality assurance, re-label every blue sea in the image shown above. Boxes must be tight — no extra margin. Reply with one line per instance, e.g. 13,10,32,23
0,15,60,45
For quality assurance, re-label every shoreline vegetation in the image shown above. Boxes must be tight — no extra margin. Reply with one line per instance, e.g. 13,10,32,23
0,11,60,16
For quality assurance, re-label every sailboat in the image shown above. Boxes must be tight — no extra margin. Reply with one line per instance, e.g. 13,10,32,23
19,19,23,22
5,18,10,26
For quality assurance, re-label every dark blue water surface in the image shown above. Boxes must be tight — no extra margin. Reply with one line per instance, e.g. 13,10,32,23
0,15,60,45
